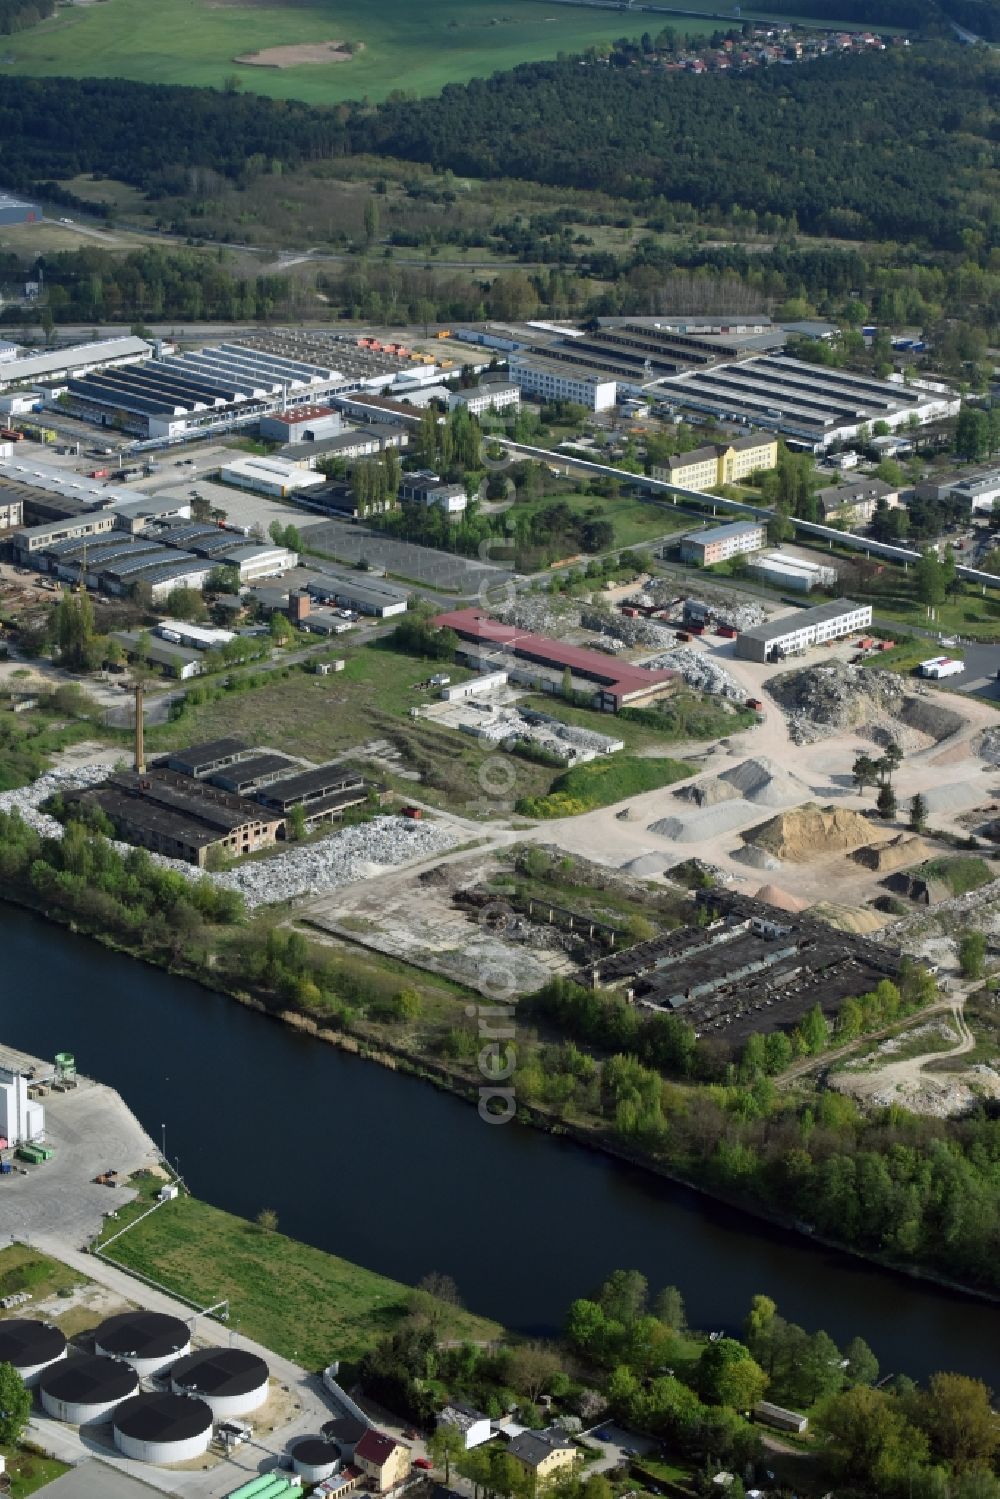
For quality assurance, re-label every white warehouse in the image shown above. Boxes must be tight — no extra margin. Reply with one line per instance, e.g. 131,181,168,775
219,455,326,499
735,599,872,662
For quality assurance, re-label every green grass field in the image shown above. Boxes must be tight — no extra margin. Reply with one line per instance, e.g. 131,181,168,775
0,0,715,103
97,1174,501,1366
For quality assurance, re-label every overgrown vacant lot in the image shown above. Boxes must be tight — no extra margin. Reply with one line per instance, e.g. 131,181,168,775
98,1175,501,1366
0,0,688,103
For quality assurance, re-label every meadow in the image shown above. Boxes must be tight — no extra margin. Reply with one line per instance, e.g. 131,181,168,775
0,0,717,103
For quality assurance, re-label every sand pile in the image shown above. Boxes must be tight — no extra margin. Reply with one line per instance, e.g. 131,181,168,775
809,901,889,934
754,883,807,913
743,803,876,862
852,833,930,872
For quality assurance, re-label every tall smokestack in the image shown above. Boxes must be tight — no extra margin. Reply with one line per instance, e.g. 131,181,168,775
134,682,145,773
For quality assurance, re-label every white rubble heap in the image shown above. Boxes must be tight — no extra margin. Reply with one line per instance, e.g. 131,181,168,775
0,764,458,911
639,645,745,700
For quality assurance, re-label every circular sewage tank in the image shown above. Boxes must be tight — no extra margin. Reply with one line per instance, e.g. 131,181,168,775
169,1348,269,1418
94,1311,191,1377
0,1320,67,1388
113,1392,214,1465
39,1354,138,1424
292,1436,342,1483
322,1415,366,1458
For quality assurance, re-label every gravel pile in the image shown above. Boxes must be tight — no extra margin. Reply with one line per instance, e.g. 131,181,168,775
719,756,812,807
768,663,907,744
639,646,744,699
648,800,753,843
731,844,783,871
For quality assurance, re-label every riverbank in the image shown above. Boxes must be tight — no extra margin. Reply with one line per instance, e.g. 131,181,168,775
91,1174,501,1366
3,872,1000,1325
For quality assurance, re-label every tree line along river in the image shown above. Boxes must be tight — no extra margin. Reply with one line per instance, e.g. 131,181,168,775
0,902,994,1384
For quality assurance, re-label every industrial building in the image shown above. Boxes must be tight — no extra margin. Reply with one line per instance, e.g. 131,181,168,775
94,1312,191,1378
507,354,617,412
329,392,428,429
219,454,327,499
113,1392,214,1465
39,1355,139,1425
0,192,40,226
433,607,677,711
278,424,408,468
0,1063,45,1146
734,599,873,662
68,768,284,867
259,404,342,445
0,1321,67,1388
747,552,838,592
680,520,766,566
0,335,151,392
0,494,23,529
448,382,520,417
399,471,467,515
169,1349,270,1418
652,434,778,490
108,631,203,680
255,762,368,823
582,889,902,1051
666,354,959,449
63,339,344,440
305,572,409,617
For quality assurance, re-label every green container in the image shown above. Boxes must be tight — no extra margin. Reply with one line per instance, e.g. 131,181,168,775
226,1477,285,1499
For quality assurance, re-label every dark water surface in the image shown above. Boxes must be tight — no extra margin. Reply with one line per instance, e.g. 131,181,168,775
0,903,994,1383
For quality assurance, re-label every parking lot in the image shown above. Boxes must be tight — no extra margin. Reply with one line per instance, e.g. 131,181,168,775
302,516,513,599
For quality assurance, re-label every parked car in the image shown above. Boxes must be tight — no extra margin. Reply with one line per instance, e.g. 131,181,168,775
415,1458,433,1470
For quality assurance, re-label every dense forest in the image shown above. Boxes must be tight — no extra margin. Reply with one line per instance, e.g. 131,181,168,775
0,48,998,253
0,0,52,33
354,51,999,249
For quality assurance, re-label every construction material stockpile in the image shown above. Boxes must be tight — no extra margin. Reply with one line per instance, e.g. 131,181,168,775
769,663,907,744
741,803,877,863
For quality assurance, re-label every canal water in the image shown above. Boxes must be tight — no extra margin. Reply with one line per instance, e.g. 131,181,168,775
0,902,994,1383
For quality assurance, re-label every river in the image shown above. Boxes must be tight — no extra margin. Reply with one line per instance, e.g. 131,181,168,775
0,903,994,1383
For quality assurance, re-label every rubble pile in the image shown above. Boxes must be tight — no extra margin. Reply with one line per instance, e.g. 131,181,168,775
0,767,457,910
213,816,458,910
642,581,770,633
768,663,907,744
640,646,745,699
494,595,577,637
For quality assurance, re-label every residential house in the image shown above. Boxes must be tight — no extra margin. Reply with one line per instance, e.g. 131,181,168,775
437,1403,493,1450
508,1428,579,1487
354,1429,411,1491
814,476,898,524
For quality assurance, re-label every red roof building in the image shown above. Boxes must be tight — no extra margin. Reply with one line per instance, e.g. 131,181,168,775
432,608,676,712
